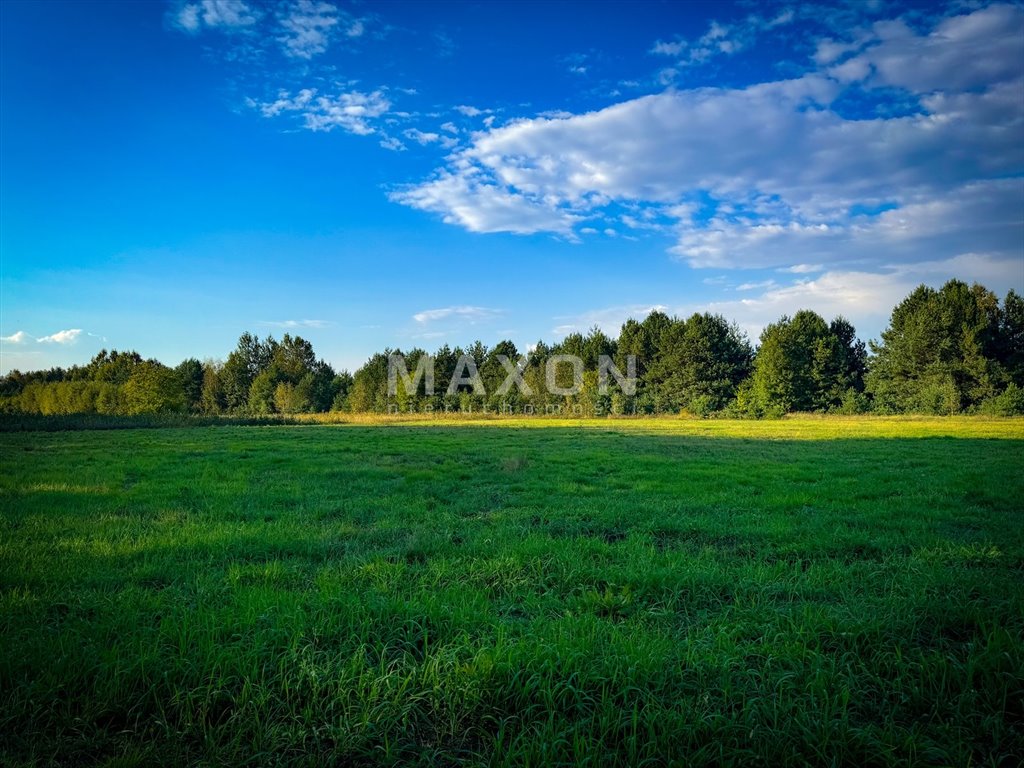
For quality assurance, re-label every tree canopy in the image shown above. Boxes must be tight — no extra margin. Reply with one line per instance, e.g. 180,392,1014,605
2,280,1021,418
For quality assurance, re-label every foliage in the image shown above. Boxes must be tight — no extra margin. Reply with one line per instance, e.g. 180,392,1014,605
746,310,864,414
123,361,186,415
3,279,1022,418
867,280,1010,413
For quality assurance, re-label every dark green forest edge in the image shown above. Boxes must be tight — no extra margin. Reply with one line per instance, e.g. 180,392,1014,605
3,279,1023,420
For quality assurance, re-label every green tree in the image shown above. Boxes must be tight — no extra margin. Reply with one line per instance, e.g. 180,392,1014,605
648,313,752,414
867,280,1006,413
347,352,390,412
222,333,275,413
330,371,354,411
82,350,144,385
749,310,856,414
200,361,226,414
123,361,185,415
998,290,1024,386
175,358,204,413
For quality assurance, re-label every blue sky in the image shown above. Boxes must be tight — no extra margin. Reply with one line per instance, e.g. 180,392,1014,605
1,0,1022,374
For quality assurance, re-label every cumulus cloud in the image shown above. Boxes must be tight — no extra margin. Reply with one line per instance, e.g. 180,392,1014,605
277,0,339,59
1,331,29,344
827,4,1024,93
671,179,1023,268
562,253,1021,348
698,253,1024,342
392,5,1023,277
274,0,366,58
413,306,501,324
174,0,259,32
390,169,581,235
37,329,82,344
403,128,440,145
253,88,390,134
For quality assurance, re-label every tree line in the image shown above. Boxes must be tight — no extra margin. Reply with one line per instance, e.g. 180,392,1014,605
2,280,1022,417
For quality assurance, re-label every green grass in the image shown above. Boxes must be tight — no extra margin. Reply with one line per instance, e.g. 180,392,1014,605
1,417,1023,766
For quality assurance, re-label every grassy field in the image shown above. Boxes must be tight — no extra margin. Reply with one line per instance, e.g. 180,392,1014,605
1,417,1023,766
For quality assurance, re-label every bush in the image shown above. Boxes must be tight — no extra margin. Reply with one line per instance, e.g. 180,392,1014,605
835,388,872,414
979,383,1024,416
687,394,718,418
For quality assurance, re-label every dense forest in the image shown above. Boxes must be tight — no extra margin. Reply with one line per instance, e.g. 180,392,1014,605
3,280,1022,417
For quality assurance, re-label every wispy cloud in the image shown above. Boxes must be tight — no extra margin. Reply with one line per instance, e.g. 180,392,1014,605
698,253,1024,342
403,128,438,144
412,306,501,324
277,0,339,59
777,264,823,274
37,329,82,344
174,0,259,33
551,304,668,337
258,319,332,329
454,105,491,117
735,280,776,291
274,0,367,59
434,29,455,58
253,88,390,135
561,52,592,76
390,170,580,236
650,9,795,73
1,330,29,344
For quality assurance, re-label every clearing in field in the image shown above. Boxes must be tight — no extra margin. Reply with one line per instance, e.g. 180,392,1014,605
1,417,1022,765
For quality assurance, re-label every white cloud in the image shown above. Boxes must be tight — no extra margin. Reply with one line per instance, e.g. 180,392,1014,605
828,5,1024,93
277,0,339,59
177,4,201,31
393,5,1023,273
778,264,824,274
652,10,797,72
413,306,501,324
551,304,668,337
697,254,1023,342
255,88,390,135
454,105,491,117
672,179,1023,268
37,329,82,344
650,39,685,57
1,331,29,344
389,169,580,235
175,0,259,32
561,52,591,76
403,128,440,145
410,330,447,341
814,38,859,66
558,252,1020,347
379,136,406,151
258,319,332,329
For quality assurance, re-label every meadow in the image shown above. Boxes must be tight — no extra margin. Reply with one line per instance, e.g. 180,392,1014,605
1,417,1022,766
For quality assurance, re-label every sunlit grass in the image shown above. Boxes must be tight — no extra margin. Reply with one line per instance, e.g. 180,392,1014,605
1,419,1022,765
